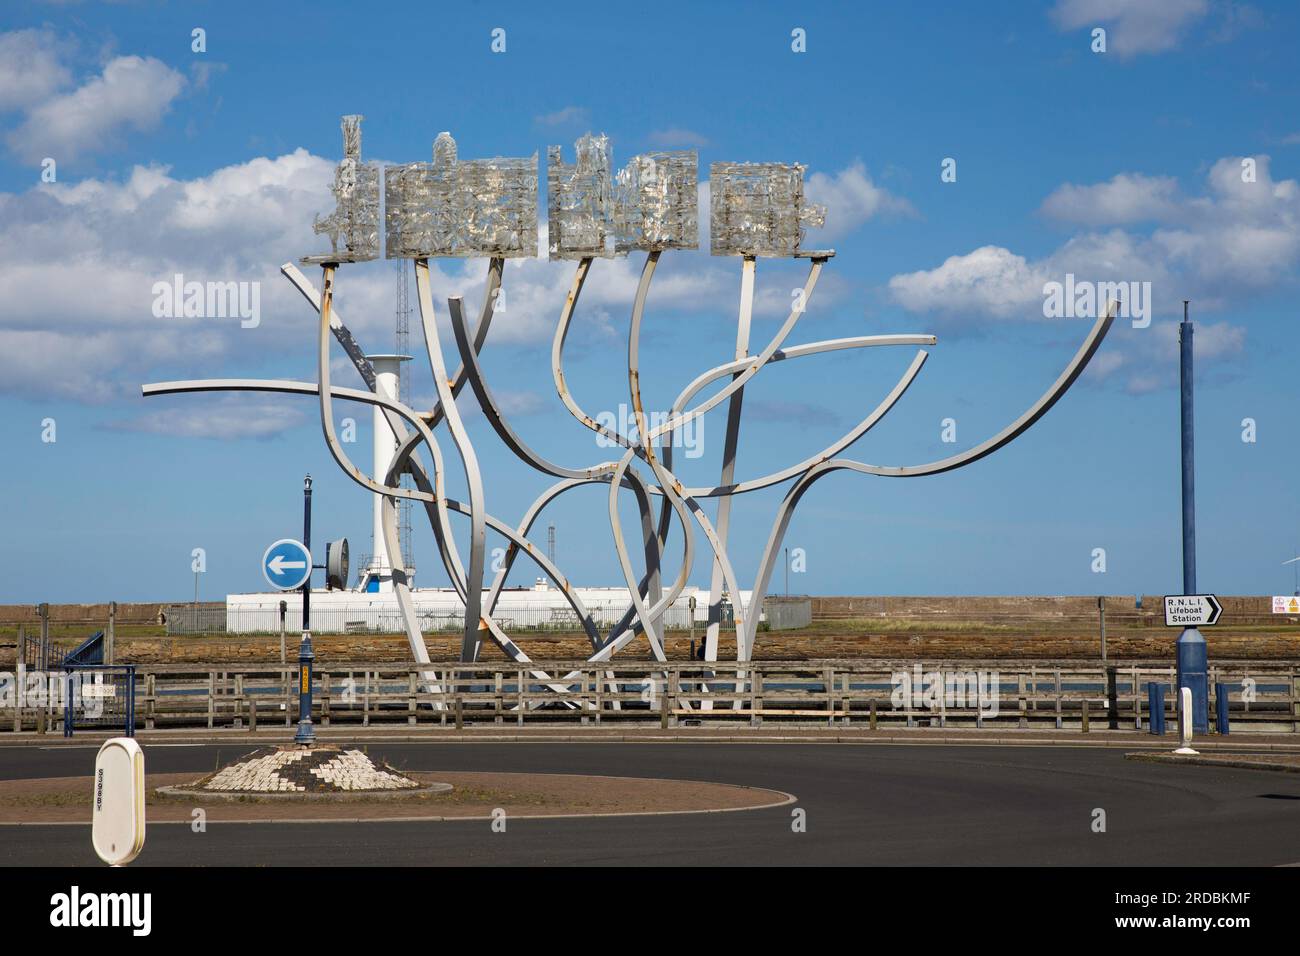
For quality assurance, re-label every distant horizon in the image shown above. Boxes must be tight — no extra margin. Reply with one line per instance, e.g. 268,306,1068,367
7,590,1297,608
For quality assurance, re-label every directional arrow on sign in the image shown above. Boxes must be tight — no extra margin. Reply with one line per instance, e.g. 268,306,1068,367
1163,593,1222,627
268,554,307,575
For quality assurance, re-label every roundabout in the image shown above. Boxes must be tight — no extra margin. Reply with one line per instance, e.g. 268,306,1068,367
2,740,1299,865
0,745,795,826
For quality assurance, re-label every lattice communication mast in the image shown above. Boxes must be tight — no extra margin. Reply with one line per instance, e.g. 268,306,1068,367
395,258,415,577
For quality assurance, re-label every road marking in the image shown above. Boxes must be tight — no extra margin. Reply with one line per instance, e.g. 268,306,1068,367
31,744,202,751
0,788,797,826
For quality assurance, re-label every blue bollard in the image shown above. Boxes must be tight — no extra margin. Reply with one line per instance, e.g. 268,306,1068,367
1215,681,1229,735
1176,628,1209,734
1148,682,1165,735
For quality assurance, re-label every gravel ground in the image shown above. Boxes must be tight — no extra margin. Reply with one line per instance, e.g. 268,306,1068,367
0,771,790,823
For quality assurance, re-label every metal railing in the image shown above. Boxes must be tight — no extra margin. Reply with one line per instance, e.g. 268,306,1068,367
21,634,65,669
166,604,227,635
62,665,135,738
5,659,1298,733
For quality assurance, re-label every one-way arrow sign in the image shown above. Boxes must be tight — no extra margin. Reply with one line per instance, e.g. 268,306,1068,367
262,538,312,591
1163,593,1222,627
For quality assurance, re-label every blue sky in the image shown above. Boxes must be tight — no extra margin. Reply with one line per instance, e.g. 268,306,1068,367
1,0,1298,603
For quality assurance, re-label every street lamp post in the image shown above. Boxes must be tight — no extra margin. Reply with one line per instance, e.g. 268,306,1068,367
1175,303,1209,733
295,474,317,746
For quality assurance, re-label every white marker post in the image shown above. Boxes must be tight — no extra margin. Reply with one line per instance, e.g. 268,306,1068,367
1173,687,1198,756
92,737,146,866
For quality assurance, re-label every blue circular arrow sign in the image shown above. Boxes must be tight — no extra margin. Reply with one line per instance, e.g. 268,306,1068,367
262,538,312,591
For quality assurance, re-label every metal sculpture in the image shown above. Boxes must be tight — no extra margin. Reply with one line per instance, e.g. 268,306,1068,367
143,120,1116,707
308,115,380,263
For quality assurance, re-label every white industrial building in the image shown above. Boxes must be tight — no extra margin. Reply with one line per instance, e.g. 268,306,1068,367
225,581,750,634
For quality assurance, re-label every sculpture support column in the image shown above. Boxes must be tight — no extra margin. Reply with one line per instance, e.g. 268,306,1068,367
705,255,755,667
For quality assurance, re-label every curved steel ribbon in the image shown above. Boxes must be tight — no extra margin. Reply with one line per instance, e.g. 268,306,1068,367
413,262,489,661
660,340,935,498
283,258,503,429
703,256,755,666
142,375,597,699
278,261,479,602
738,304,1118,658
551,258,634,449
618,252,826,663
312,264,476,672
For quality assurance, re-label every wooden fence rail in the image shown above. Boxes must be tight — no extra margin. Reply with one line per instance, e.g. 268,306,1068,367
3,659,1298,733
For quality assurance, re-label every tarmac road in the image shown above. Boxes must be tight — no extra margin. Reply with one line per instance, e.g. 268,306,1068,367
1,742,1298,866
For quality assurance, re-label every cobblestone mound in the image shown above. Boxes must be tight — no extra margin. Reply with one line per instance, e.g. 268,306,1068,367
196,746,419,794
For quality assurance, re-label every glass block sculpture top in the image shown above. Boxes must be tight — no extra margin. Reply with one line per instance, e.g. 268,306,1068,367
386,131,537,259
612,151,698,253
547,133,616,260
456,151,538,258
709,161,826,258
308,114,381,263
385,132,459,259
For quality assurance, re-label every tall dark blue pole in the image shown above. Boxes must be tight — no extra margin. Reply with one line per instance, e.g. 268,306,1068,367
1176,302,1208,732
1180,306,1196,595
295,473,316,745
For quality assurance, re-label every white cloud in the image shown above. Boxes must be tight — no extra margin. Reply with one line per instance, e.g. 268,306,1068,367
805,160,914,240
0,149,339,404
1040,173,1182,225
105,396,308,440
534,105,589,127
648,128,710,148
0,28,72,111
0,327,226,404
892,155,1299,319
1087,318,1245,393
6,54,186,162
887,155,1300,390
888,235,1249,392
0,148,337,326
1051,0,1210,56
890,245,1047,318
